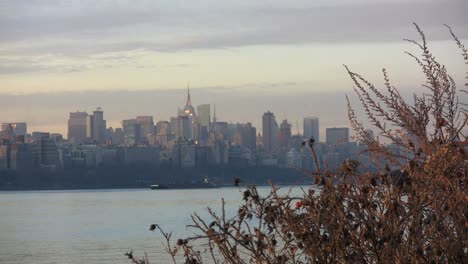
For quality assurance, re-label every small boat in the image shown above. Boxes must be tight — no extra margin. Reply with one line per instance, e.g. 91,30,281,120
149,182,217,190
150,184,169,190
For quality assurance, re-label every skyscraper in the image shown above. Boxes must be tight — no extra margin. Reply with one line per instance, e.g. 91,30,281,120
136,116,155,143
197,104,210,142
174,115,191,140
68,112,88,143
182,84,196,118
279,119,292,151
326,127,350,146
122,119,140,146
92,107,106,144
303,117,319,142
176,84,196,140
235,122,257,151
197,104,210,127
262,111,279,153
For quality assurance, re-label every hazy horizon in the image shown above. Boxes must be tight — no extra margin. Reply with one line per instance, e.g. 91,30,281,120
1,0,467,137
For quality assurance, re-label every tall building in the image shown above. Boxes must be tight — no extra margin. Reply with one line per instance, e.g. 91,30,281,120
136,116,155,143
262,111,279,153
176,84,196,139
92,107,106,144
68,112,88,143
155,121,172,147
197,104,210,127
32,132,59,167
303,117,319,142
279,119,292,152
326,127,350,146
122,119,140,146
197,104,210,142
174,115,191,140
235,122,257,151
2,123,27,136
182,84,196,118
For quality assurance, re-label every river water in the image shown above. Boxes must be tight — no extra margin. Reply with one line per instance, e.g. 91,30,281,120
0,186,308,264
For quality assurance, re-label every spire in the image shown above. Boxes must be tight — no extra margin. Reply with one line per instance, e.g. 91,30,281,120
210,104,217,133
185,82,192,106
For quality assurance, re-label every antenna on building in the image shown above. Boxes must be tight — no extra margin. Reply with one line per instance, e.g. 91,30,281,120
186,82,192,106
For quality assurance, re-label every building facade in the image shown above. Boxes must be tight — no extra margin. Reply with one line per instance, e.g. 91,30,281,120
262,111,279,153
68,112,88,143
326,127,350,146
303,117,319,142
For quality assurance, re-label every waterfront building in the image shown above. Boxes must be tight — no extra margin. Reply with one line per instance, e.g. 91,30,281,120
173,138,196,168
32,132,59,168
123,146,159,165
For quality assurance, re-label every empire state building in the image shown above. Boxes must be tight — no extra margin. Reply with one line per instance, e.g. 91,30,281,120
182,85,196,118
175,84,197,140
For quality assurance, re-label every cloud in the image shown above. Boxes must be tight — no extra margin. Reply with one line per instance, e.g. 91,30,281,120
0,0,466,58
0,50,192,74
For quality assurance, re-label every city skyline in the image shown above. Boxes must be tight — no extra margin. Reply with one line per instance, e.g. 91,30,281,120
1,87,358,139
1,0,467,137
2,90,352,143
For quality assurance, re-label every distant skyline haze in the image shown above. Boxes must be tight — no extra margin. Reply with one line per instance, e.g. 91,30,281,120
0,0,467,135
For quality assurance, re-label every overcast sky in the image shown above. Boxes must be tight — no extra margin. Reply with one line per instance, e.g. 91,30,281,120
0,0,467,138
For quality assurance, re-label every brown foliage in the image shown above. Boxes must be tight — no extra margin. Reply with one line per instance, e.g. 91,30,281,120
132,24,467,264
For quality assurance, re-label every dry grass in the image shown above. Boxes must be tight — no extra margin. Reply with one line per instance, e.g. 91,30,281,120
129,23,467,264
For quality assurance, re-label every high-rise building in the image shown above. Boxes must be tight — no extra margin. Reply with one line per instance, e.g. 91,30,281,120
32,132,59,167
136,116,155,143
326,127,350,146
176,84,196,139
262,111,279,153
197,104,210,142
279,119,292,152
182,84,196,118
112,128,125,145
235,122,257,151
213,121,229,140
174,115,191,140
197,104,210,127
2,123,27,136
68,112,88,143
92,107,106,144
155,121,171,147
303,117,319,142
122,119,140,146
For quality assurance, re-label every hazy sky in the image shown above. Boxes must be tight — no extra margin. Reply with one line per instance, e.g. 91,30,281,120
1,0,467,138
